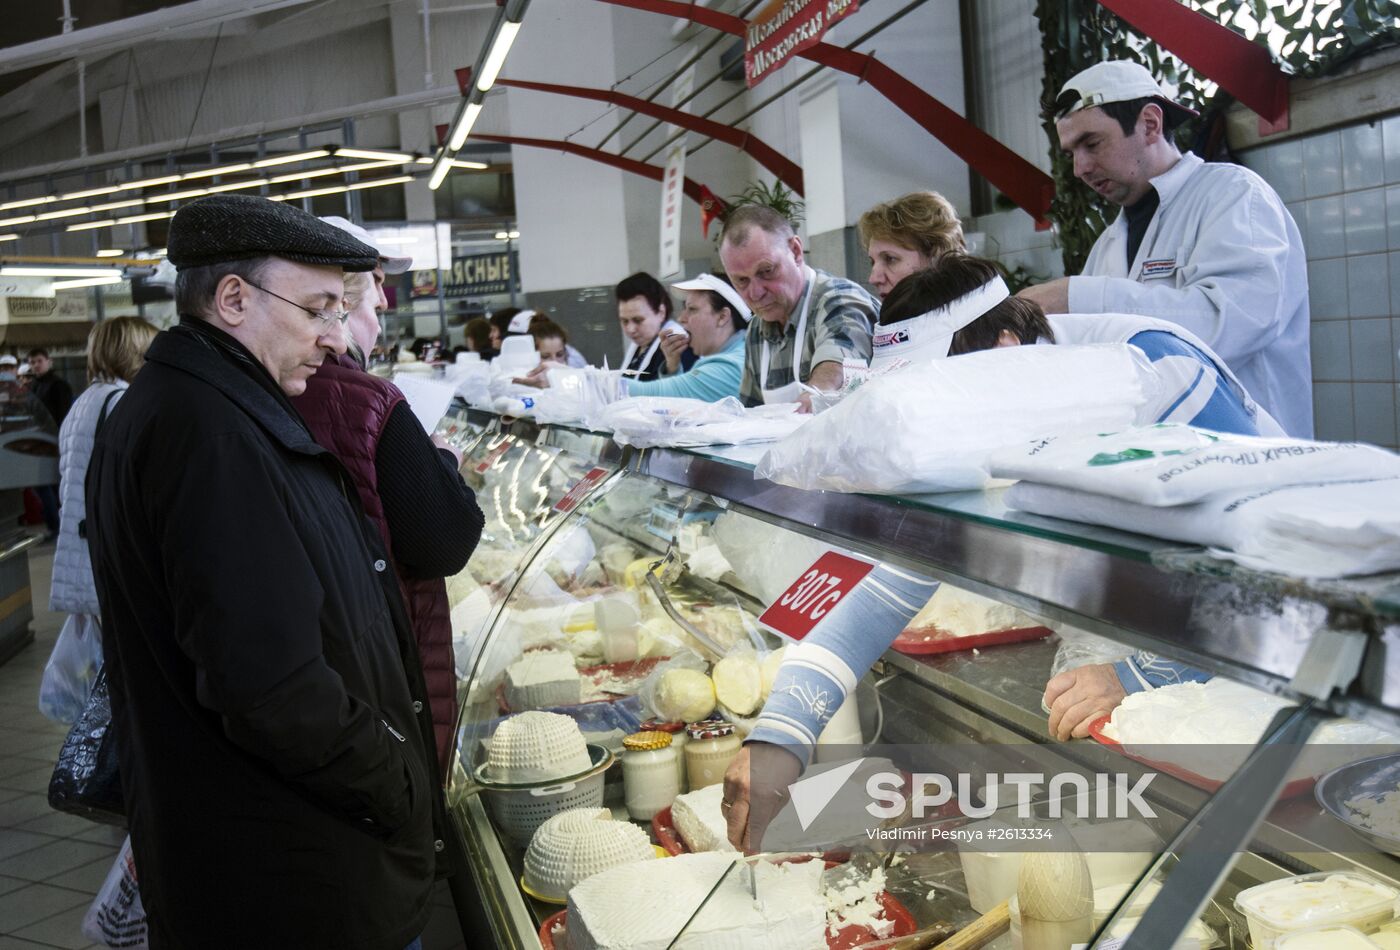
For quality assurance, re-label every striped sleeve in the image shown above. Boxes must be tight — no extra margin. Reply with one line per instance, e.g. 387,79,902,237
748,563,938,767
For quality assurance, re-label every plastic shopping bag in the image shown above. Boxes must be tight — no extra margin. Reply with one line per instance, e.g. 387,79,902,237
82,836,148,949
38,614,102,724
601,396,807,449
989,424,1400,507
755,344,1150,494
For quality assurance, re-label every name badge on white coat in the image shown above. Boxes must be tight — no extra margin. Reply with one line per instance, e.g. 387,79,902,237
1139,257,1178,280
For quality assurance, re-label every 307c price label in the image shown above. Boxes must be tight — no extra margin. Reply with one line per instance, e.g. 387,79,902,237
553,467,611,513
759,551,875,641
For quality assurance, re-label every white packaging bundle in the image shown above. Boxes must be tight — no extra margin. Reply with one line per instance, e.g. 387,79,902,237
532,366,628,427
754,344,1149,494
991,424,1400,507
601,396,807,448
1007,477,1400,578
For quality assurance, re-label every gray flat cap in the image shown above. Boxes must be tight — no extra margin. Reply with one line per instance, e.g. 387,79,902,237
167,194,379,272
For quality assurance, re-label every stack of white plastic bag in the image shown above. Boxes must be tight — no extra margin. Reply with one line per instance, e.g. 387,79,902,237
531,365,628,428
443,351,492,408
992,424,1400,578
601,396,807,449
487,335,546,415
755,343,1152,494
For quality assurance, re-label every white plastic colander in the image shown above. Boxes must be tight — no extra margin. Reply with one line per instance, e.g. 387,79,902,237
522,808,656,902
479,745,615,846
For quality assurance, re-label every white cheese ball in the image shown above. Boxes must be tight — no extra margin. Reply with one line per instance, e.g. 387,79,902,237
655,668,716,723
713,653,763,716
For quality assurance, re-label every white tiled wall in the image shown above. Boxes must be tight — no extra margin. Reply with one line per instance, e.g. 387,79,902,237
1241,113,1400,449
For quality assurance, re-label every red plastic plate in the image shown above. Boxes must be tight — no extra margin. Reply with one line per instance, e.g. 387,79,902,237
1088,715,1315,799
891,625,1052,656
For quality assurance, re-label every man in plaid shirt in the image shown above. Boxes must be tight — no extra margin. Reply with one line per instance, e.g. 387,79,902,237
719,205,877,409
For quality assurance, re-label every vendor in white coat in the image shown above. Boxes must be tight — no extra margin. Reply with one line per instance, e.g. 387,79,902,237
720,205,878,411
1018,60,1312,438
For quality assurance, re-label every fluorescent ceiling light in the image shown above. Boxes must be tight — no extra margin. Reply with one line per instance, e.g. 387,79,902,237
336,147,415,163
66,219,117,232
52,274,124,290
1,266,120,278
35,198,145,222
60,184,124,201
0,214,37,228
252,149,332,168
448,102,484,151
145,188,210,203
414,156,488,170
494,230,519,239
203,179,271,194
281,184,351,200
428,156,452,191
0,196,55,211
476,20,521,92
266,160,398,185
0,233,19,242
180,163,253,180
128,174,183,190
96,249,124,257
117,211,172,224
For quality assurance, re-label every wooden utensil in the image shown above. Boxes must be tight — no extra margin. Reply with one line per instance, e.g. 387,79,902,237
930,899,1011,950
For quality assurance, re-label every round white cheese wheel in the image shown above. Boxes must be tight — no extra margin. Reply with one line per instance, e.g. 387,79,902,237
655,668,716,723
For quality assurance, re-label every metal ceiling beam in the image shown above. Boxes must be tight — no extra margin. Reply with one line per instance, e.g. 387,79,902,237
596,0,1056,226
497,77,803,195
0,0,320,76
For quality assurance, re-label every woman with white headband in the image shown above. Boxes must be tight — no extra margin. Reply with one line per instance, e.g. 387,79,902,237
620,272,751,402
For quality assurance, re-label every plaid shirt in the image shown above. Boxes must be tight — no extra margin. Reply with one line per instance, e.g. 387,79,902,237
738,267,878,406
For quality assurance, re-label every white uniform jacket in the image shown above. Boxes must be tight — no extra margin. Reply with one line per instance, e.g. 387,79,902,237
1067,152,1312,438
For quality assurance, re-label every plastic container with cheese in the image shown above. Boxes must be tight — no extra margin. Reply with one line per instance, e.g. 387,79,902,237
1234,871,1399,949
1276,925,1383,949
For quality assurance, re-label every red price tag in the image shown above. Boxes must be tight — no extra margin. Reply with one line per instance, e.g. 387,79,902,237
553,466,611,513
472,438,513,475
759,552,875,642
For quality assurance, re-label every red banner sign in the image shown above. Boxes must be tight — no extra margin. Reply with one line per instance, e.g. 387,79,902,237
744,0,859,88
472,438,513,475
553,467,612,514
759,551,875,641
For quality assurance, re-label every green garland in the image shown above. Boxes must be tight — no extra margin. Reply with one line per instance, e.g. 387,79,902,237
1035,0,1400,274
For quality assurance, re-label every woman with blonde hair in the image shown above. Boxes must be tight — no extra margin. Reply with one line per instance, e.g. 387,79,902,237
40,316,158,722
857,190,966,299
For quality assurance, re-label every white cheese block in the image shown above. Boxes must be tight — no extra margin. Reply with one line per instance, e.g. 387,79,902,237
566,853,825,950
906,584,1034,637
713,653,762,716
506,650,581,710
671,783,737,853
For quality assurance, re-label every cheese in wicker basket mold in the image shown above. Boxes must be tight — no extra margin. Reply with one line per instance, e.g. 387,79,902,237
1016,849,1093,949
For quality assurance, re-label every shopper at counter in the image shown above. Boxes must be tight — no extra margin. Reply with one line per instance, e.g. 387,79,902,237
293,215,484,772
85,194,444,950
465,316,497,359
1018,60,1312,438
624,273,749,402
616,271,694,381
529,313,588,368
858,190,966,299
720,205,878,410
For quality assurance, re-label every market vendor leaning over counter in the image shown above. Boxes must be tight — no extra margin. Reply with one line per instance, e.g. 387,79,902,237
719,205,878,411
859,190,966,299
622,273,750,402
721,261,1280,852
1017,60,1312,439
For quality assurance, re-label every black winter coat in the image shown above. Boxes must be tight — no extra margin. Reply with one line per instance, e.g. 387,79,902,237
86,320,443,950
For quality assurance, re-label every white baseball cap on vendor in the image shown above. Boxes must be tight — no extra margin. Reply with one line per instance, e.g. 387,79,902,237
318,215,413,274
1055,60,1198,124
671,273,751,326
870,274,1009,369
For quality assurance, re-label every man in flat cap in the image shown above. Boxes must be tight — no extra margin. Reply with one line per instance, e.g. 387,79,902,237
85,194,446,950
1019,59,1311,439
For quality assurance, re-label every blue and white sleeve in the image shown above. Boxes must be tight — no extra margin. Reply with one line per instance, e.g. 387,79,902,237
748,564,939,768
1113,652,1214,694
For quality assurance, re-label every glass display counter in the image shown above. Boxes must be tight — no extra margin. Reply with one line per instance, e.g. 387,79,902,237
445,415,1400,950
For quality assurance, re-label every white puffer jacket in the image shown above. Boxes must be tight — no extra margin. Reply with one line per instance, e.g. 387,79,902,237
50,380,126,615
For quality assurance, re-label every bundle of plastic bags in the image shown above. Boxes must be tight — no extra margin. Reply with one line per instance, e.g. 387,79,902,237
996,425,1400,578
531,366,628,428
755,344,1151,494
601,396,807,449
